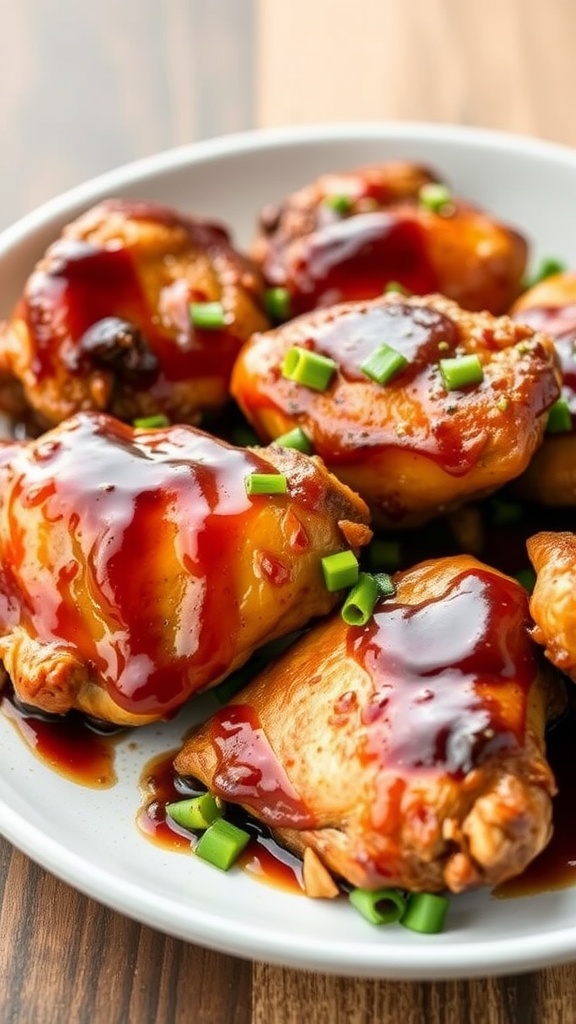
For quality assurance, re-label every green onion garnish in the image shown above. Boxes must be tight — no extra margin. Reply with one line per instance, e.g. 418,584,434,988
373,572,395,598
274,426,313,454
133,414,170,429
321,550,359,592
524,256,566,290
245,473,288,496
325,194,353,215
282,347,338,391
195,817,251,871
189,301,226,329
418,182,453,214
546,397,572,434
515,568,536,593
400,892,449,934
439,354,484,391
166,793,223,831
264,287,292,322
361,343,408,386
349,887,407,926
341,572,380,626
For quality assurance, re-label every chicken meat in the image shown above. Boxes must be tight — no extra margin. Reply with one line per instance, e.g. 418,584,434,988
175,554,559,894
0,411,371,726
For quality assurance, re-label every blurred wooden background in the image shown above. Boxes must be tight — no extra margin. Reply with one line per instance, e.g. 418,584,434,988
1,2,576,1022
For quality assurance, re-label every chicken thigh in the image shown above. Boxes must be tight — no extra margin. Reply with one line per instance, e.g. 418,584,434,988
0,199,269,430
0,411,370,726
175,554,559,894
511,271,576,504
231,291,560,527
251,162,527,316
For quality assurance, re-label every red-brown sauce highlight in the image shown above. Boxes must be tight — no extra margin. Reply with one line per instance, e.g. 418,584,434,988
0,693,118,788
136,748,304,895
20,202,244,387
513,303,576,421
266,212,439,314
0,413,302,717
346,568,534,776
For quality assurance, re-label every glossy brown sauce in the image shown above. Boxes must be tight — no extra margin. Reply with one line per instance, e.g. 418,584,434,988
20,201,243,386
279,212,440,314
0,412,305,717
3,681,576,898
0,692,118,788
207,703,315,827
347,567,534,776
243,298,559,477
137,749,304,895
513,303,576,419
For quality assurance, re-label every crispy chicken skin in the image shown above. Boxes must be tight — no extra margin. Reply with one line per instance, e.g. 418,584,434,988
527,531,576,681
0,411,371,727
0,199,269,430
251,162,527,316
511,272,576,504
175,554,558,894
231,292,560,528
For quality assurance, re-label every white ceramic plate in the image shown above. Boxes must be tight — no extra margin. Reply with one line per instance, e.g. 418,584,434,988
1,123,576,981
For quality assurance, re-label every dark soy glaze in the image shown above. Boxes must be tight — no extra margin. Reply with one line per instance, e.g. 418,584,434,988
0,692,118,788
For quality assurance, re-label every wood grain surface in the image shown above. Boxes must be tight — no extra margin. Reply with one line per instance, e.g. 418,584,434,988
1,2,576,1021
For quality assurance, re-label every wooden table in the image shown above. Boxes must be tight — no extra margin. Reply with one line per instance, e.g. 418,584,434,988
1,2,576,1020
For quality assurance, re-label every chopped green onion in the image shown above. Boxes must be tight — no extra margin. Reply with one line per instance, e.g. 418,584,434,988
384,280,410,295
189,301,226,329
195,817,250,870
361,343,408,386
400,892,449,934
166,793,223,831
418,182,453,214
264,287,292,322
515,568,536,593
349,887,407,926
274,426,313,454
439,354,484,391
546,397,572,434
524,256,567,290
245,473,288,495
133,414,170,429
373,572,396,598
282,347,338,391
341,572,380,626
321,550,359,592
324,194,353,215
366,538,402,573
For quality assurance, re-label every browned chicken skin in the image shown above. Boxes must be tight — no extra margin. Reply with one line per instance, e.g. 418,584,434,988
175,555,558,894
528,531,576,681
251,162,528,316
0,199,269,430
511,272,576,504
231,292,560,528
0,411,370,726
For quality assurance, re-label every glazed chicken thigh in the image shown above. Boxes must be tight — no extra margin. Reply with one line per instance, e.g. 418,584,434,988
527,531,576,682
175,555,559,894
0,411,370,726
231,291,560,527
0,199,269,430
511,271,576,504
251,161,528,316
